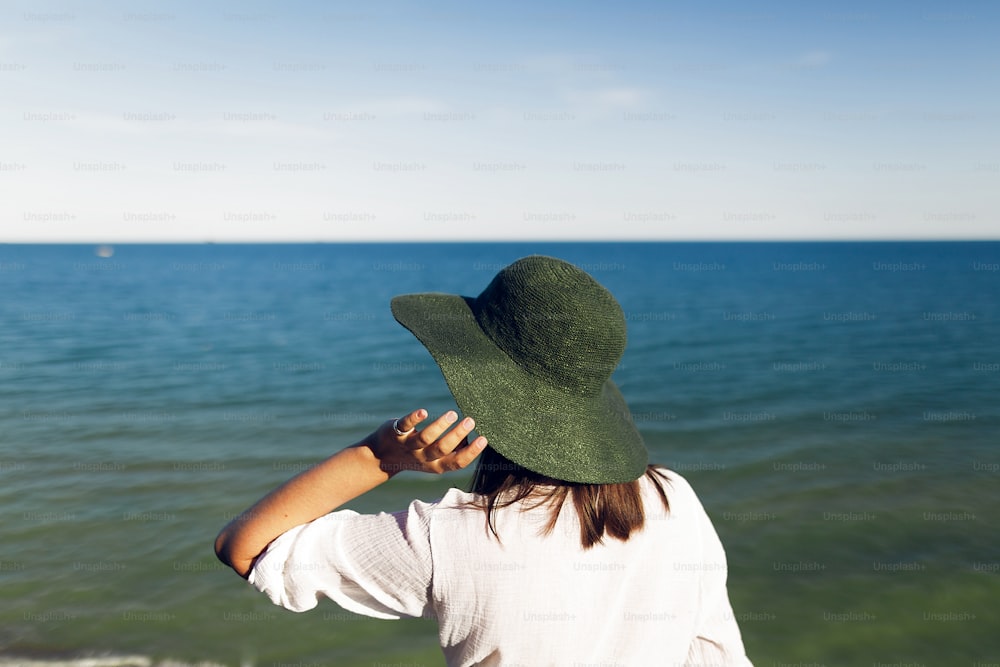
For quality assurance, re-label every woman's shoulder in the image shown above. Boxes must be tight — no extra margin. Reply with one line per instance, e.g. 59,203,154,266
430,485,480,508
646,464,689,488
643,465,706,510
417,470,702,505
405,486,481,519
403,469,707,526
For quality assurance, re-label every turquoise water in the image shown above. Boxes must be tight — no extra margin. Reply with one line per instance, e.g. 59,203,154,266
1,242,998,666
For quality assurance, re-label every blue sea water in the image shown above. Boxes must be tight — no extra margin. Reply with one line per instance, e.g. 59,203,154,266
0,242,998,666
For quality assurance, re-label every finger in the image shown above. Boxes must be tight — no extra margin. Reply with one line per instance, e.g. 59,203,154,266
412,410,459,448
395,408,428,438
446,436,488,471
423,416,477,460
440,417,477,455
431,436,487,473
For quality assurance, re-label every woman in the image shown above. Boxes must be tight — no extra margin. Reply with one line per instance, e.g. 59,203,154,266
216,255,753,666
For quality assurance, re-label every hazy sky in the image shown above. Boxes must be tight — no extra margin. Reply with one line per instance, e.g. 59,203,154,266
1,0,997,241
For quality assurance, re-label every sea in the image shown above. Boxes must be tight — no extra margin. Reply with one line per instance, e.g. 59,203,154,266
0,242,997,667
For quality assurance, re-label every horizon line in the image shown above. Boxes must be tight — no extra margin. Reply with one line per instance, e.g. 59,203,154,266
2,238,999,245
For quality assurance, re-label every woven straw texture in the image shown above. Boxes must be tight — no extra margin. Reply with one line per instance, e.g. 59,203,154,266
390,255,647,484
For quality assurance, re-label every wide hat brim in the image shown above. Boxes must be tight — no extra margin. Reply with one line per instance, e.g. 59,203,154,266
391,292,648,484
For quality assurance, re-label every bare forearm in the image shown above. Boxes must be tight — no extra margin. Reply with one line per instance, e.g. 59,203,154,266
215,442,390,578
214,409,485,579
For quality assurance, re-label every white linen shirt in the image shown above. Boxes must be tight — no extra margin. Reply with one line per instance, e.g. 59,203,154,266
249,468,753,667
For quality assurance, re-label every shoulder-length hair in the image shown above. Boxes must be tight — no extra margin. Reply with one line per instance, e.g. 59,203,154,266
467,446,670,549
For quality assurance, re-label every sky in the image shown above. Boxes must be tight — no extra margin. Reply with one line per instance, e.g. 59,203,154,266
1,0,997,241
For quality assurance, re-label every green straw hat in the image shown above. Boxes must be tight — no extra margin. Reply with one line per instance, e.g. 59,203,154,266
390,255,648,484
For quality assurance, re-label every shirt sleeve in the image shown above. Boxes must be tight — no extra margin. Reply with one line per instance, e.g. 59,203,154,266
684,595,754,666
684,486,754,667
247,502,434,620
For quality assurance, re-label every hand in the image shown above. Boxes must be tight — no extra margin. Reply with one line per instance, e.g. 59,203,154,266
366,408,488,476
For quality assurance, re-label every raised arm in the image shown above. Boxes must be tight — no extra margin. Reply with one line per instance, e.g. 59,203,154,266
214,409,486,578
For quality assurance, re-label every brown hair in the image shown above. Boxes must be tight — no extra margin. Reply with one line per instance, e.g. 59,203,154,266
468,447,670,549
